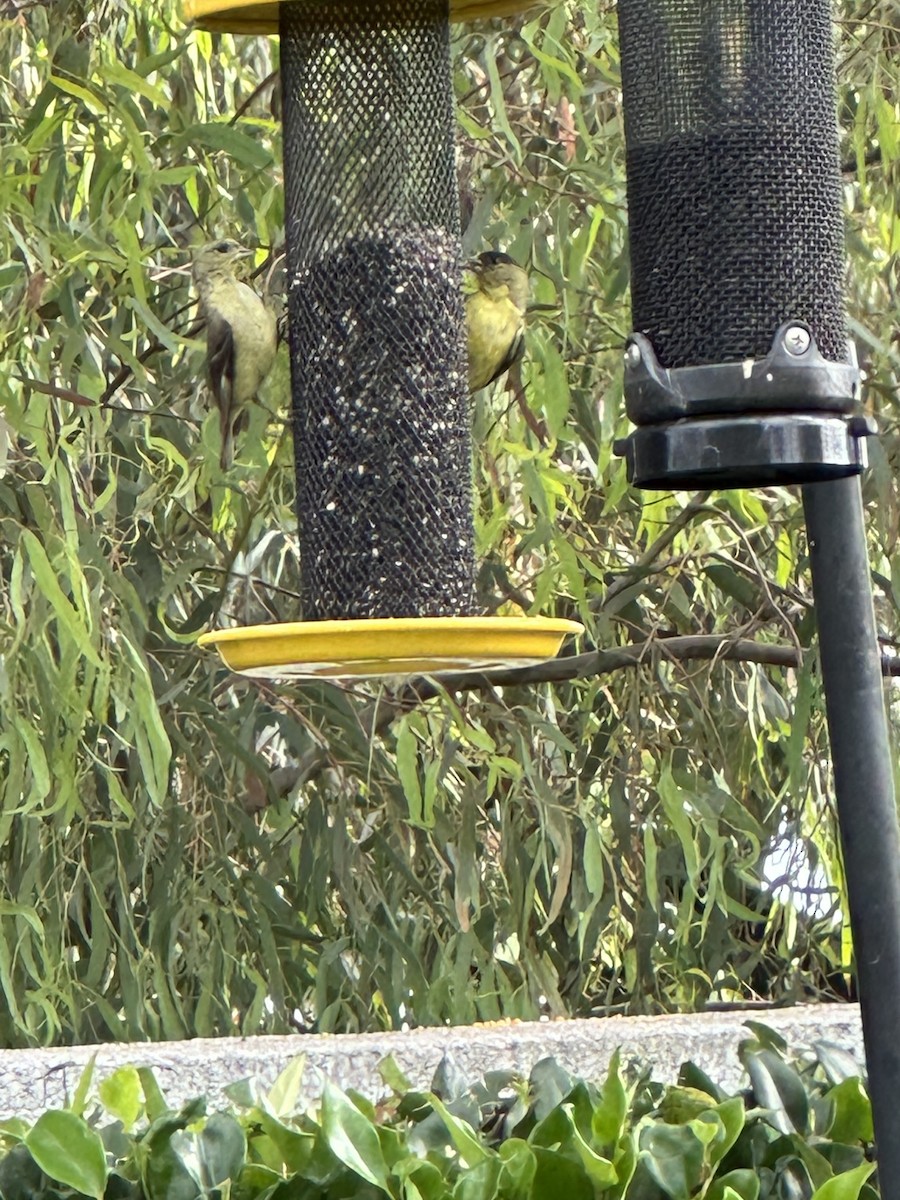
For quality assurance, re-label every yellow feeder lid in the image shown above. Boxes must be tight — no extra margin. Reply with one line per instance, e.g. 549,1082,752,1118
184,0,543,33
198,615,582,680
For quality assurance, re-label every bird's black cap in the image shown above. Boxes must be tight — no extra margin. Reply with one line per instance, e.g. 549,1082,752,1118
475,250,517,269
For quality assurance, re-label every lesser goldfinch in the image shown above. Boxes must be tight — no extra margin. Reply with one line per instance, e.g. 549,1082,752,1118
465,250,529,393
192,239,278,469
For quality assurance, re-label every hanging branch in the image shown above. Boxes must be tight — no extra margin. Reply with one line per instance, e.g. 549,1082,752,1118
247,632,900,810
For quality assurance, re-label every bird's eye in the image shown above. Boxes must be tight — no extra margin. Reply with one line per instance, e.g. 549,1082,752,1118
214,241,232,253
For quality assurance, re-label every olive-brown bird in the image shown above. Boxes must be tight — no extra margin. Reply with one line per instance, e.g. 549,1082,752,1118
464,250,529,393
192,239,277,469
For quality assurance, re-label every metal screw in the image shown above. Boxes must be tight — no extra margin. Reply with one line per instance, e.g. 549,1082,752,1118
625,342,641,369
783,325,811,356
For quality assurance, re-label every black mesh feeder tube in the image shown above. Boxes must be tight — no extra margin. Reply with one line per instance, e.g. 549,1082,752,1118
187,0,580,677
616,0,900,1184
615,0,871,490
280,0,473,623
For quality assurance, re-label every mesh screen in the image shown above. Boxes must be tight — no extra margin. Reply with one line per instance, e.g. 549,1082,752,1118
280,0,475,621
618,0,849,369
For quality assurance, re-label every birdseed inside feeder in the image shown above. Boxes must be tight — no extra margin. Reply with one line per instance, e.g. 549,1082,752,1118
189,0,582,677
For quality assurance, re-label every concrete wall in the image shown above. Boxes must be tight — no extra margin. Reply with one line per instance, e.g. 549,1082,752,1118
0,1003,864,1119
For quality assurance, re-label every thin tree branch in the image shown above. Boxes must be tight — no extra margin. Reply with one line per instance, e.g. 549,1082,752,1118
377,634,802,723
252,633,894,808
601,492,712,606
253,633,900,808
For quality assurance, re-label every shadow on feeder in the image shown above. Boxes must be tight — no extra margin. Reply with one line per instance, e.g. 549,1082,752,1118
188,0,582,679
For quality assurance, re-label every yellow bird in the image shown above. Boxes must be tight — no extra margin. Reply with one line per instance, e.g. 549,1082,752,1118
192,239,278,469
465,250,529,393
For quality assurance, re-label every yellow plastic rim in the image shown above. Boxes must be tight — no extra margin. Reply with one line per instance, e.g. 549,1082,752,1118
183,0,544,33
198,616,583,679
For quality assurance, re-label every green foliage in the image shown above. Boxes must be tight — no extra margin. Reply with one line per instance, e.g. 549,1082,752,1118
24,1111,107,1199
0,1035,881,1199
0,0,897,1042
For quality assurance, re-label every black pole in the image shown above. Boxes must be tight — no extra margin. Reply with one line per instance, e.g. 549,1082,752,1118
803,475,900,1188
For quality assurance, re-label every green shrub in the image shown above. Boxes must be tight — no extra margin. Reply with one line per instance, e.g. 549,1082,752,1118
0,1028,877,1200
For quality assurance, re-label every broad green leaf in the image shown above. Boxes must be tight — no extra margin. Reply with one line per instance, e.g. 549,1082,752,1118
534,339,571,438
657,764,700,894
741,1022,789,1053
592,1050,627,1148
498,1139,537,1194
321,1081,390,1189
531,1147,593,1200
256,1110,315,1173
267,1055,307,1118
484,41,520,154
643,822,659,912
120,637,172,805
48,74,105,113
25,1111,107,1200
137,1068,169,1124
142,1139,202,1200
659,1086,715,1125
745,1049,809,1135
428,1095,490,1167
815,1043,863,1086
198,1113,247,1188
453,1156,501,1200
101,60,168,106
568,1116,617,1188
0,1144,44,1200
639,1124,705,1200
379,1055,413,1096
824,1078,873,1144
529,1058,574,1120
707,1171,761,1200
810,1163,875,1200
707,1097,745,1165
99,1065,143,1129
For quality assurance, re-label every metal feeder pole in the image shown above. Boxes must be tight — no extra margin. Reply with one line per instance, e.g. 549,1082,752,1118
803,476,900,1185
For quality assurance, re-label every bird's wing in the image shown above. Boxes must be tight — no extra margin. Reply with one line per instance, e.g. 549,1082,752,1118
467,288,528,393
482,325,525,390
206,311,236,414
275,308,289,347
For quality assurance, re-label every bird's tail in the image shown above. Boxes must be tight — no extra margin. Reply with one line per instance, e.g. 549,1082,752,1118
219,407,250,471
219,411,234,471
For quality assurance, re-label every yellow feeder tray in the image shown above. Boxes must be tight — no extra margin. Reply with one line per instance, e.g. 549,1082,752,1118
184,0,543,33
198,616,582,679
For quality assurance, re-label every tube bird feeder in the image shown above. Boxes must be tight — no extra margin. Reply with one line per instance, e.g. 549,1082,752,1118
615,0,900,1181
189,0,581,678
614,0,871,490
